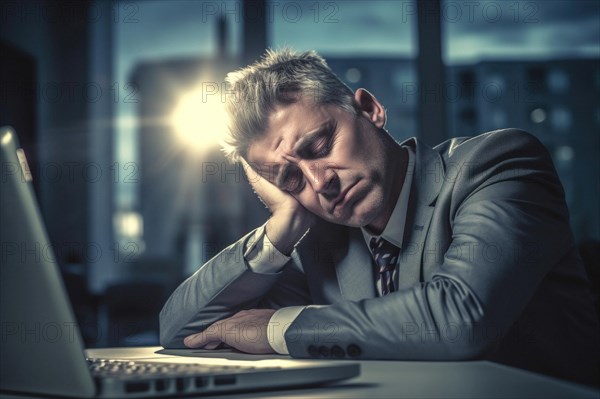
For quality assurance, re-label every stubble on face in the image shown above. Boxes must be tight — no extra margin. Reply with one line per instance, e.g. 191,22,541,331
246,99,406,232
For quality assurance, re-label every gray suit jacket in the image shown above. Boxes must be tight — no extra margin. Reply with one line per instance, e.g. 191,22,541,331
160,129,599,385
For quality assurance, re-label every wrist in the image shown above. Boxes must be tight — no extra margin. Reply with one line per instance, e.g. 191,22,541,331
266,208,313,255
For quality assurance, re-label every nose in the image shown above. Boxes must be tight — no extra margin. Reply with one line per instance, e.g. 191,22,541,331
299,161,339,199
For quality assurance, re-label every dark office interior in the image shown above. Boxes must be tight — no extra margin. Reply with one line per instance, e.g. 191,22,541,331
1,0,599,352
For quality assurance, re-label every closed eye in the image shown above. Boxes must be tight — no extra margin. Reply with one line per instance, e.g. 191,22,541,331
299,124,336,159
287,180,306,195
280,165,305,194
309,135,331,158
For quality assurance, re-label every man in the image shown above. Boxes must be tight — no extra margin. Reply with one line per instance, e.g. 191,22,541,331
160,49,599,385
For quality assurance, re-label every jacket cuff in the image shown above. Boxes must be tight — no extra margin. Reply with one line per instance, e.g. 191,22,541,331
244,224,291,274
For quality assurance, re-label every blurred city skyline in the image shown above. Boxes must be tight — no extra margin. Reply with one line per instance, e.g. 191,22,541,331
116,0,599,72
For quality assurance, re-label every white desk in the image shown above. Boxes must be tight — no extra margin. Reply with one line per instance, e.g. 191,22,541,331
2,346,598,398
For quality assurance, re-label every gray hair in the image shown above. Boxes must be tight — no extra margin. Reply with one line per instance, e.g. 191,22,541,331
221,48,359,162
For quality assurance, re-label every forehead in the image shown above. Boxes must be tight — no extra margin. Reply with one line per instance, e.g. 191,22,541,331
246,100,336,166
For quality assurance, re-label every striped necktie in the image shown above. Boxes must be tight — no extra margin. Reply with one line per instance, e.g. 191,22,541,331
370,237,400,296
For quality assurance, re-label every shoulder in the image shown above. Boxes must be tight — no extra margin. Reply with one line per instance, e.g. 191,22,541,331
437,128,549,162
428,128,561,199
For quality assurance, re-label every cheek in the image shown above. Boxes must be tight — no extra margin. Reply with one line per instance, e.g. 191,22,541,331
334,133,374,171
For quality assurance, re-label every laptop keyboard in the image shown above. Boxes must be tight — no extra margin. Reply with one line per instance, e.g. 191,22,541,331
87,358,278,378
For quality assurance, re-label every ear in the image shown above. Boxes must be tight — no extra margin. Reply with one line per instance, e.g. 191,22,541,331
354,88,386,129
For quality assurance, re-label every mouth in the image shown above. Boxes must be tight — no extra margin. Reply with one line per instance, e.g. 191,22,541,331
329,181,358,214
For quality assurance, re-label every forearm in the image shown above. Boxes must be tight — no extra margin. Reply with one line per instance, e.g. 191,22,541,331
285,274,489,360
159,229,284,348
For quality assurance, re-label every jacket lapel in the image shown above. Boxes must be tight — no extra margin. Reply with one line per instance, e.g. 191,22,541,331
396,138,445,289
334,228,376,301
299,222,376,303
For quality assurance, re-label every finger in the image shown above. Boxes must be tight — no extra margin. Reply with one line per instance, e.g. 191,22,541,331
240,158,270,206
240,158,262,185
184,333,221,349
241,158,279,193
202,341,222,350
183,321,223,348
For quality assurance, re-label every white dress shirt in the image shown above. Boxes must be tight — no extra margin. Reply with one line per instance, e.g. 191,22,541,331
243,146,415,354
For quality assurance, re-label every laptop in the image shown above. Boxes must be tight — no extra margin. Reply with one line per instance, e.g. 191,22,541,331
0,126,360,398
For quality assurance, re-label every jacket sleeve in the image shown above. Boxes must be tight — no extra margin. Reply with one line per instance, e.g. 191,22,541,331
284,129,573,360
159,228,312,348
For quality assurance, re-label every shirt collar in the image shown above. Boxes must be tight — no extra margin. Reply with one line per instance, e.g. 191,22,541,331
361,146,415,250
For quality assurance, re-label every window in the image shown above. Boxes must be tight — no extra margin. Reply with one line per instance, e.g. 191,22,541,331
270,0,417,141
551,107,572,132
548,69,570,94
442,0,600,241
526,67,547,96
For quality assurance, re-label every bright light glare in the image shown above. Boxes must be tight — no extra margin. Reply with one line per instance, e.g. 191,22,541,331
113,211,143,238
171,87,228,152
1,131,13,145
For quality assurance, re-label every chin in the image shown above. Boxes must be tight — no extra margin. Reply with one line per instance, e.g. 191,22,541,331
319,209,369,227
350,208,378,228
340,194,382,228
